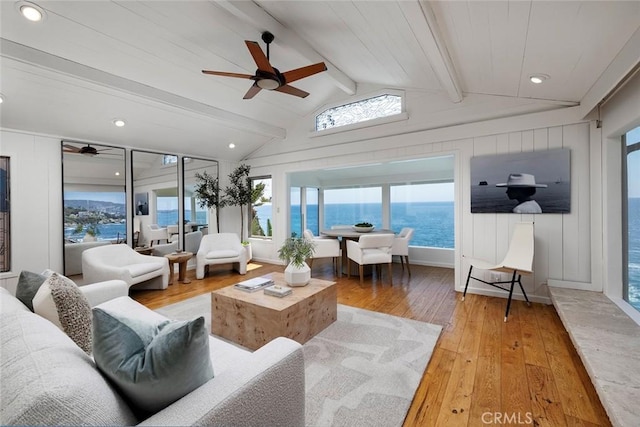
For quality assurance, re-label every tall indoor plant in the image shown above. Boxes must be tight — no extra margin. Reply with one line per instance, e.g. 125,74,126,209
277,233,315,286
220,164,252,241
193,171,220,233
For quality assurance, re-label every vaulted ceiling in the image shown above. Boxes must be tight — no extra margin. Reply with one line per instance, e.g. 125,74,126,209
1,1,639,162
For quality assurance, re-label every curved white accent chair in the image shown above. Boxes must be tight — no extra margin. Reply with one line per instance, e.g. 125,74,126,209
462,222,534,322
391,227,415,275
196,233,247,279
346,234,394,285
167,224,179,237
146,224,168,246
82,244,169,290
303,229,341,275
152,231,203,258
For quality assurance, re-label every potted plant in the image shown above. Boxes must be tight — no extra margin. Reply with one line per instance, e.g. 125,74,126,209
193,171,220,233
220,164,252,241
277,233,316,286
75,221,100,242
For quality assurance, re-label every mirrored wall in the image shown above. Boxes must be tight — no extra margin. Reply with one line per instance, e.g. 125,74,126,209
131,151,179,249
62,141,126,276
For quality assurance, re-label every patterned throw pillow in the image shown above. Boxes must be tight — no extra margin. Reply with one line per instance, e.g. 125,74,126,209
15,270,47,311
92,307,214,416
32,273,92,354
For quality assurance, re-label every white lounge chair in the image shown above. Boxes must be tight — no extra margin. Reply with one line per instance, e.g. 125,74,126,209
391,227,414,275
196,233,247,279
462,222,534,322
82,243,169,290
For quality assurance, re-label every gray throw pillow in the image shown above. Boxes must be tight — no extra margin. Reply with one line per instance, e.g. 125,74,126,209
15,270,47,311
92,307,214,416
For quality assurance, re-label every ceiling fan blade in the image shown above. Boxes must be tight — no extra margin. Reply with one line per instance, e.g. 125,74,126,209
282,62,327,84
275,84,310,98
202,70,254,79
243,83,262,100
245,40,275,73
63,144,81,153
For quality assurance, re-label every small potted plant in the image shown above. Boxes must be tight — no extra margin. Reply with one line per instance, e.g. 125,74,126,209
277,233,315,286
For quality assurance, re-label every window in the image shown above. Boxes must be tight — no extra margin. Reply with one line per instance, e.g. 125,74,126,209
0,157,9,272
305,188,319,236
315,94,402,131
624,126,640,311
162,155,178,165
390,182,454,248
323,187,382,229
251,176,272,238
156,194,179,227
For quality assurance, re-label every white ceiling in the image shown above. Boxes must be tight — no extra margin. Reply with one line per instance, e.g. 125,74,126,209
1,1,639,162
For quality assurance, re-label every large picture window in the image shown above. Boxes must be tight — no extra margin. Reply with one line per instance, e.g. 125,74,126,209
0,157,9,272
391,182,454,248
323,187,382,229
624,126,640,311
251,176,272,238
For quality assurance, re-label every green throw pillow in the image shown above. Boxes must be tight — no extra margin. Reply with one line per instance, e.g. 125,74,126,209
92,308,214,416
16,270,47,311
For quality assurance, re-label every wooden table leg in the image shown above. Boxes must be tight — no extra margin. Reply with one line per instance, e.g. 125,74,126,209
178,260,190,284
167,260,175,285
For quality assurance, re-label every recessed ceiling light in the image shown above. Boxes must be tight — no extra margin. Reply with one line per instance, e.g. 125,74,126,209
0,93,4,104
529,74,549,84
115,172,120,176
228,143,236,149
112,119,126,127
16,1,46,22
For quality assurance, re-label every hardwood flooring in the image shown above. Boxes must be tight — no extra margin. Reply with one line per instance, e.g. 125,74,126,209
131,260,611,427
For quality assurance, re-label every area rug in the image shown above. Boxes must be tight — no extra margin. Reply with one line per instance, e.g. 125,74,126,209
156,294,442,427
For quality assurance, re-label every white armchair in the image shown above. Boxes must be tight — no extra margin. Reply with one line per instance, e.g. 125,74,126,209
146,224,168,246
153,231,203,258
346,234,395,285
196,233,247,279
303,229,341,275
391,227,415,275
82,244,169,290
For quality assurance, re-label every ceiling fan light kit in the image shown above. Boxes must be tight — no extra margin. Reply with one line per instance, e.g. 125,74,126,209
202,31,327,99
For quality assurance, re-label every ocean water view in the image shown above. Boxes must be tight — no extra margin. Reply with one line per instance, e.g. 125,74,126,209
628,197,640,309
285,202,455,249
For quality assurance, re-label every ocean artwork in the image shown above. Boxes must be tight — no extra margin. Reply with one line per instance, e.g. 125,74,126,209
470,149,571,214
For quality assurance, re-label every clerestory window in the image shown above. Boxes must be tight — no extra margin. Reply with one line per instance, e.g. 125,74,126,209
315,94,402,131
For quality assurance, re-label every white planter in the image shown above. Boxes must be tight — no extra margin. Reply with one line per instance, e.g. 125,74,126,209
244,243,252,261
284,262,311,287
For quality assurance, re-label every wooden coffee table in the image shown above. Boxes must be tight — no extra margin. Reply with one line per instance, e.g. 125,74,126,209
211,272,337,350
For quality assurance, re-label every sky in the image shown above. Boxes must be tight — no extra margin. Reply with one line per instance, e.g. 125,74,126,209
65,191,124,204
315,182,455,204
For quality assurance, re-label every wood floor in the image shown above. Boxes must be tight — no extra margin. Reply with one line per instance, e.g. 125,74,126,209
131,260,611,427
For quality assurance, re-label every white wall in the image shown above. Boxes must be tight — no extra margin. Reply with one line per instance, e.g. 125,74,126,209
248,97,595,303
0,130,63,294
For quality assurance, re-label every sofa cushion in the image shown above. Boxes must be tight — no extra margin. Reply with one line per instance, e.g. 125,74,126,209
0,287,30,314
92,306,214,416
32,273,93,354
127,262,164,277
0,310,137,426
15,270,47,311
206,249,240,259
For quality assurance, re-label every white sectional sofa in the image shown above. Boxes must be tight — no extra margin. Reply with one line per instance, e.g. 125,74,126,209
0,280,305,426
64,240,111,275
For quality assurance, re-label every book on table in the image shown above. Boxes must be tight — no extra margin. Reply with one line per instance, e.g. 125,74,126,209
234,277,274,292
264,284,293,298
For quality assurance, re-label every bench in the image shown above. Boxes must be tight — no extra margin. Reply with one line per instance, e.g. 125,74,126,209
549,287,640,427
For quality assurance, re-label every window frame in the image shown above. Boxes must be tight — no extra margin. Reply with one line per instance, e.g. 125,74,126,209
250,175,272,239
623,128,640,312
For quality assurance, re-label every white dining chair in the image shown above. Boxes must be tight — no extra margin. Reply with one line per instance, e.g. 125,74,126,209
303,229,341,275
462,222,534,322
346,234,394,285
146,224,168,246
391,227,415,275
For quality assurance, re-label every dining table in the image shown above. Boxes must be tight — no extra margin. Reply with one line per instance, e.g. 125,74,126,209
320,228,395,275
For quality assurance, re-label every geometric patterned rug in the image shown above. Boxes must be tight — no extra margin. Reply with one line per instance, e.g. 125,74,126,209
156,295,441,427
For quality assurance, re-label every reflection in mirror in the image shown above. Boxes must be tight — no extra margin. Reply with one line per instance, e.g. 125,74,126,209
183,157,218,253
131,151,179,250
62,141,126,276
